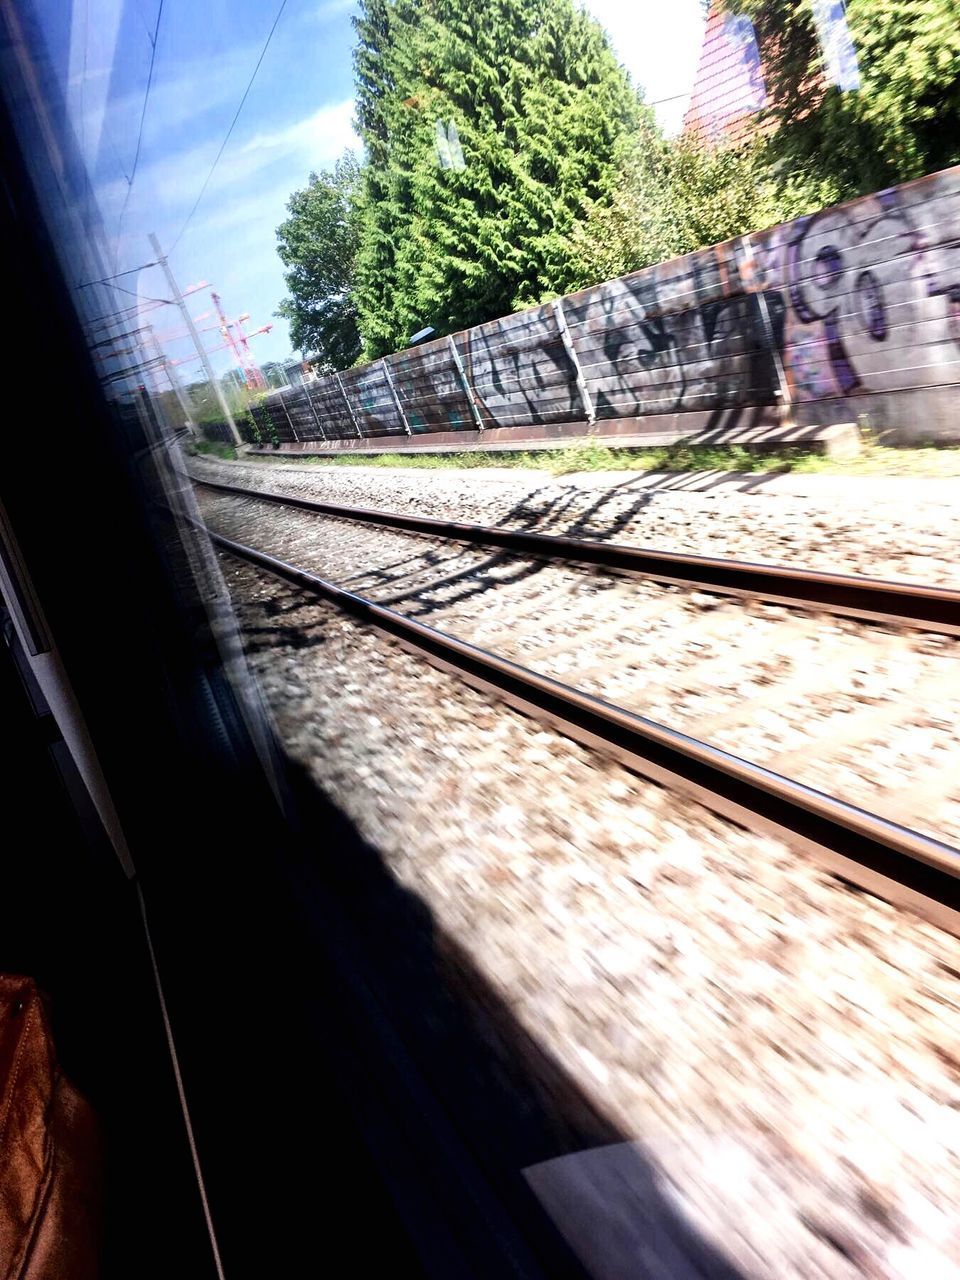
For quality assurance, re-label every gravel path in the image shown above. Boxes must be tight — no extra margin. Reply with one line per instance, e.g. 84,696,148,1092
197,486,960,846
217,552,960,1280
190,454,960,587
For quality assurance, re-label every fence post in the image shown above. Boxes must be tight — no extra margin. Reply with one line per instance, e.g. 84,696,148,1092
552,298,596,426
740,233,793,420
303,383,328,443
336,373,363,438
448,335,485,432
381,360,412,435
280,395,299,443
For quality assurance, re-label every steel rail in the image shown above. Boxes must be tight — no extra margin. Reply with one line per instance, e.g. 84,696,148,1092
196,477,960,634
211,528,960,935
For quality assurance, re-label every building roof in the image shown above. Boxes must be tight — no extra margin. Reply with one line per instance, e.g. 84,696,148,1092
682,2,769,145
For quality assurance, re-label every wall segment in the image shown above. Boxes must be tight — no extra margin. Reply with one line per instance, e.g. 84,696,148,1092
241,166,960,451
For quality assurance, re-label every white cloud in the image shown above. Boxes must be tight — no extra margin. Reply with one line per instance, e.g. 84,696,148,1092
235,98,358,170
80,36,288,242
106,98,359,369
99,97,357,246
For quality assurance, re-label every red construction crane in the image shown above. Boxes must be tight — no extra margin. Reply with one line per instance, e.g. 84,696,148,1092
233,315,273,391
210,291,272,390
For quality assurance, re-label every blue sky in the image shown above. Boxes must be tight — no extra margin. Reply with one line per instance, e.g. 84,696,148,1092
56,0,706,380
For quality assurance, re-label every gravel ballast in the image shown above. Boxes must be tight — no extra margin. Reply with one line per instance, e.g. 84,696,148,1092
216,555,960,1280
190,455,960,587
196,483,960,847
191,456,960,1277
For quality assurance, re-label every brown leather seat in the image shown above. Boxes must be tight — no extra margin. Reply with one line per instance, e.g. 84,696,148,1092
0,977,100,1280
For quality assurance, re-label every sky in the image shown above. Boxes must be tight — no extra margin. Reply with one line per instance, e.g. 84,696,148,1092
52,0,707,380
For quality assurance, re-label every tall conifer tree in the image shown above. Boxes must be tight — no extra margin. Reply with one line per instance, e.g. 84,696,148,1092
352,0,648,356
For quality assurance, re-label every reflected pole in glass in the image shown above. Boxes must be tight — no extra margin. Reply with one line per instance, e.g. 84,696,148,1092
149,233,241,447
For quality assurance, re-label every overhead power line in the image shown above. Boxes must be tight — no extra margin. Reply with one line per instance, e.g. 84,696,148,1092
79,262,159,287
168,0,289,255
114,0,165,271
82,295,171,334
647,92,691,107
127,0,164,183
99,278,173,306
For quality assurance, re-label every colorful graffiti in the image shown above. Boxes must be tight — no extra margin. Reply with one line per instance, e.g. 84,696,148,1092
259,166,960,443
753,178,960,401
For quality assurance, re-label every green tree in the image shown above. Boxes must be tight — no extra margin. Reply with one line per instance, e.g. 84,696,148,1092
351,0,648,356
730,0,960,199
569,0,960,285
565,130,803,284
275,151,363,369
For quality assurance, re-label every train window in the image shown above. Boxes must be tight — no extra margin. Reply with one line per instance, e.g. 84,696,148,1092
1,1,959,1277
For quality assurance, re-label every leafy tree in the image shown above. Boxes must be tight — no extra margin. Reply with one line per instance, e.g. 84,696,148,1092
569,0,960,286
275,152,363,369
565,130,805,284
351,0,649,356
729,0,960,199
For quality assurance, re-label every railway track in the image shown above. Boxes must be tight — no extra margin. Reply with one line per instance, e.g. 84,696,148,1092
207,515,960,936
194,476,960,635
188,459,960,1276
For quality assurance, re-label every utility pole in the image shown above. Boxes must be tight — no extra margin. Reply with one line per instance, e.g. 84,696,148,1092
164,355,198,435
142,323,197,435
160,344,198,435
740,234,793,423
149,233,241,446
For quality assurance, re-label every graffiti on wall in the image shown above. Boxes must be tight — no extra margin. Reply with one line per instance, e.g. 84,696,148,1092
561,241,784,421
457,305,583,429
753,176,960,401
257,167,960,443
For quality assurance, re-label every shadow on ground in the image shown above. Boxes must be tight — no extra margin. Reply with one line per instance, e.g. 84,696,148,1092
267,742,747,1279
204,462,785,629
335,483,659,619
214,571,749,1278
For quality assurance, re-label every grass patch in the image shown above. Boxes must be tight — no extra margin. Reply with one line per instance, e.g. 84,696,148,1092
189,440,238,461
248,436,960,478
786,443,960,476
